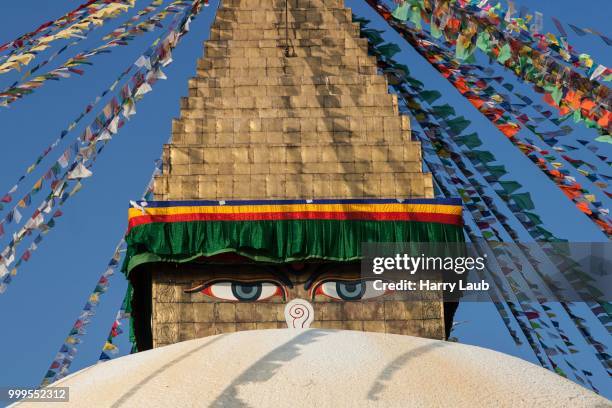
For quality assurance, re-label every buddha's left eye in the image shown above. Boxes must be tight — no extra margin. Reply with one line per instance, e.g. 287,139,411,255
201,281,284,302
313,280,386,301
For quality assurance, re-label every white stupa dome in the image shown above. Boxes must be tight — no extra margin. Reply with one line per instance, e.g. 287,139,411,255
15,329,609,407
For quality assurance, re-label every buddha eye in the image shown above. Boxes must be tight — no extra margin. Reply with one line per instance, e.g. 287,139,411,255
313,280,386,301
201,281,284,302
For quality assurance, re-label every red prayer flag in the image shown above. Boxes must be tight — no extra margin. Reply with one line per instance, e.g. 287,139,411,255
575,201,592,215
597,111,610,128
580,99,596,112
496,123,520,137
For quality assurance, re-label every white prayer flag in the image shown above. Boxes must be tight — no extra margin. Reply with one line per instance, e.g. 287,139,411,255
135,82,152,97
14,208,22,224
68,163,93,179
58,151,70,168
108,116,120,134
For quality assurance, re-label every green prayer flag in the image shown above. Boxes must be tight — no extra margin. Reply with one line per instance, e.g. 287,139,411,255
392,3,410,21
476,150,496,163
498,181,522,194
409,5,422,30
497,43,512,63
511,193,535,210
551,87,563,105
544,84,563,105
467,150,495,163
123,283,133,314
378,43,402,58
455,40,469,60
431,104,456,119
464,52,477,64
523,212,543,225
486,164,507,179
431,18,442,38
362,28,384,46
406,77,424,88
390,62,410,76
595,135,612,144
419,90,442,103
455,132,481,148
446,116,471,134
483,230,495,239
353,15,370,25
476,31,492,52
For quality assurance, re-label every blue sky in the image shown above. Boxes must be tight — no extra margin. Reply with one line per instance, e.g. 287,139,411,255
0,0,610,397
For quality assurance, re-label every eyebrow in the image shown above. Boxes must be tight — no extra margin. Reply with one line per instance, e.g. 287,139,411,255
303,264,363,290
183,263,296,292
184,276,289,293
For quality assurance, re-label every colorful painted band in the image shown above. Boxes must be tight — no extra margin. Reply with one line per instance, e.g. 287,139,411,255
127,199,463,232
128,211,462,230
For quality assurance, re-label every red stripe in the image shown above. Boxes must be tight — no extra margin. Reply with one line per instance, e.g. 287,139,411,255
127,211,463,231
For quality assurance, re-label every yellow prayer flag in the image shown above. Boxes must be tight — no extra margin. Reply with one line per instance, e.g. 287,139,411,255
30,44,50,52
103,342,118,351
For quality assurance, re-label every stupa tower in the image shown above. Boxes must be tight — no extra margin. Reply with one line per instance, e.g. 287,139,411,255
124,0,463,351
153,0,433,201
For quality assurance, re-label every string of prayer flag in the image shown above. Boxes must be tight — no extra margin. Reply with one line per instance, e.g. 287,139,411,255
362,0,612,236
378,0,611,136
0,1,137,76
0,1,197,107
0,0,207,294
357,15,610,389
0,0,194,217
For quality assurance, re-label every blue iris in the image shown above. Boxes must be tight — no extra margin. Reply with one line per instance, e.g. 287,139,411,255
231,282,263,301
336,281,365,301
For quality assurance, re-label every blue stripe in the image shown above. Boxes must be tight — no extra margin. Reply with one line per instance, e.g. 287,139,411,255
132,198,462,208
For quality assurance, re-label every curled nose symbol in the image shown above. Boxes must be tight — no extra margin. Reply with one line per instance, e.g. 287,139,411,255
284,298,314,328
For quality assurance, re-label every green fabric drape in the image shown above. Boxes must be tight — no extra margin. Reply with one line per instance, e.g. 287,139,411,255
123,219,464,275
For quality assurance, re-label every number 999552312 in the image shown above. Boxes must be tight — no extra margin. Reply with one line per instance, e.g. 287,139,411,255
2,387,69,403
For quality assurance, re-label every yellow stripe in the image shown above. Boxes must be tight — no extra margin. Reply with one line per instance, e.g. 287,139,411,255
128,203,462,220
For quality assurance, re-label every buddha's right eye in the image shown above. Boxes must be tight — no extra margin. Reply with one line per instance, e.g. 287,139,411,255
192,280,285,302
